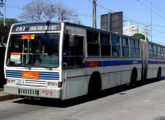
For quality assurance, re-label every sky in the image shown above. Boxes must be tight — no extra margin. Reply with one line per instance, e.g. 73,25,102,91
1,0,165,44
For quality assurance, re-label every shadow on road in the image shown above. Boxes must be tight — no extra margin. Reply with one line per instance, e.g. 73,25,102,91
155,116,165,120
14,78,163,108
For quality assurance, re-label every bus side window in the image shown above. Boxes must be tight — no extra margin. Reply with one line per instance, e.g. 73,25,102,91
111,35,120,57
87,31,99,56
122,37,129,57
63,34,84,68
136,39,140,57
164,48,165,58
158,46,161,59
153,45,157,58
130,39,136,57
148,43,153,58
161,47,164,59
101,33,110,56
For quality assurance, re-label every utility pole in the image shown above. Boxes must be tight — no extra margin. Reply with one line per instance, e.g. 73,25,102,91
144,25,150,41
0,0,3,16
3,0,6,26
150,0,152,41
93,0,97,28
0,0,6,26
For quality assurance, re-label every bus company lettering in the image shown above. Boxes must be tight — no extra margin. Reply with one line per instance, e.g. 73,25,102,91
22,72,39,79
88,61,99,67
42,91,53,96
133,60,138,64
21,35,35,40
29,25,59,31
158,61,162,64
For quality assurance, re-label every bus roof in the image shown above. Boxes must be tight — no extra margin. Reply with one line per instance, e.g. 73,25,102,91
13,21,60,26
12,21,140,40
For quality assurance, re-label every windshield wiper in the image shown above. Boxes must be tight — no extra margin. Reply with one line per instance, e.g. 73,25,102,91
45,67,53,70
24,66,32,70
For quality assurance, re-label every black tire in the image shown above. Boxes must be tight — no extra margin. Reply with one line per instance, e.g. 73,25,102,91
157,68,161,80
130,70,137,88
88,73,101,99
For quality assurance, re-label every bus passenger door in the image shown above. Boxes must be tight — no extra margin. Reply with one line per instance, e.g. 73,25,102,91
62,34,87,99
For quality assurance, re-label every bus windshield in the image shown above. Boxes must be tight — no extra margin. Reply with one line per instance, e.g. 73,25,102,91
6,33,59,68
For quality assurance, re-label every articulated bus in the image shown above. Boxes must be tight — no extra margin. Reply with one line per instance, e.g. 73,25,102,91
4,21,165,100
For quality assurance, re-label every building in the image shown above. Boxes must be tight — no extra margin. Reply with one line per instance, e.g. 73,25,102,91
123,21,140,36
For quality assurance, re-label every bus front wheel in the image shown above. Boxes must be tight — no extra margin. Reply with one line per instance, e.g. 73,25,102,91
88,72,101,99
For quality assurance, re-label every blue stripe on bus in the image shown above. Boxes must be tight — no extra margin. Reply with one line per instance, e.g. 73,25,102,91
84,59,165,68
39,72,59,80
84,60,142,68
148,60,165,64
6,71,22,78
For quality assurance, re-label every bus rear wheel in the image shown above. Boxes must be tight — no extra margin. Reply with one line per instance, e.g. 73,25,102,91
130,69,137,88
157,68,161,80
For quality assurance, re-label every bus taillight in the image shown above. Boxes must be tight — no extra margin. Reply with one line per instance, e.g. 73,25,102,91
58,82,63,88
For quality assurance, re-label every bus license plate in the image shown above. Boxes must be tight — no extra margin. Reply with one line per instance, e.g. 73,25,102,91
18,88,39,96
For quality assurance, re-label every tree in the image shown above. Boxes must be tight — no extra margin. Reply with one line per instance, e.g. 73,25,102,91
19,0,80,23
57,3,79,22
133,33,148,40
0,18,19,26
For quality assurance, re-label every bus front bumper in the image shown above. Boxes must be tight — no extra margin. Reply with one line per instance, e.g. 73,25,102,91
4,85,62,99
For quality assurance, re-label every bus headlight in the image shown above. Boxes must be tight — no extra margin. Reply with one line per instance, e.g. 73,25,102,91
47,82,63,88
7,79,16,84
47,82,58,87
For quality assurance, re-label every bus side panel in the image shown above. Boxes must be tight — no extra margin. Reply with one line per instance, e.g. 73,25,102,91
63,77,87,99
101,72,121,90
137,67,142,81
147,64,154,79
101,66,128,90
62,69,88,100
101,63,142,90
162,64,165,78
147,64,159,79
120,70,131,84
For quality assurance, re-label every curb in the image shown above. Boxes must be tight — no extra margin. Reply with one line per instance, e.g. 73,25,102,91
0,88,20,102
0,94,20,102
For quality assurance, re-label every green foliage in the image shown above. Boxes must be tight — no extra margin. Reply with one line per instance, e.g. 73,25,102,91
133,33,148,40
0,18,19,26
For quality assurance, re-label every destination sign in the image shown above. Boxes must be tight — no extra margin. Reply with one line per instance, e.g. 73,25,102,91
12,23,61,32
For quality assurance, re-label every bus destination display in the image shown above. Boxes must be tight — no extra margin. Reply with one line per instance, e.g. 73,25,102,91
12,23,61,32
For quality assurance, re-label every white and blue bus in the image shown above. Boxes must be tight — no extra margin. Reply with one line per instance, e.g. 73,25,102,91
4,21,165,100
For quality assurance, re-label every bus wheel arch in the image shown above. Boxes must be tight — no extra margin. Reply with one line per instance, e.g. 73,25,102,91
88,72,102,98
157,67,161,80
130,68,138,88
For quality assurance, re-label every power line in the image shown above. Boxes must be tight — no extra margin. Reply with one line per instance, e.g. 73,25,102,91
137,0,165,21
87,0,165,40
145,0,165,16
93,0,165,36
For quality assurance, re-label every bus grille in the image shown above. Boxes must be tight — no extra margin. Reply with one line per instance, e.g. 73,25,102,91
39,72,59,80
6,70,22,78
24,80,47,87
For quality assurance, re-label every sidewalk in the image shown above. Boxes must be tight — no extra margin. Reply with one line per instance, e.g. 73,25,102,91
0,88,20,101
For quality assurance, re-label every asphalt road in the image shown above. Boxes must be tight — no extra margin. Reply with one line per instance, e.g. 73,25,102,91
0,80,165,120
